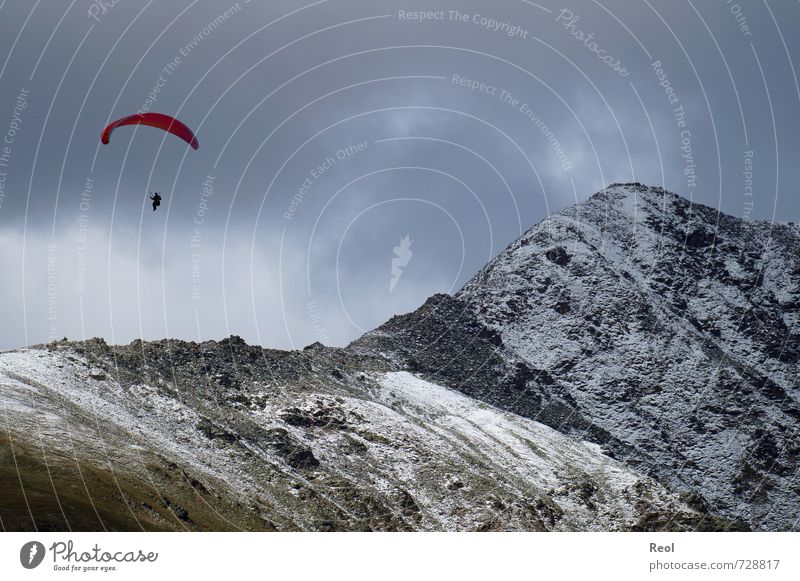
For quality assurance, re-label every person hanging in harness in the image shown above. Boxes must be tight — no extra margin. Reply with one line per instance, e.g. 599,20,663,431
150,192,162,211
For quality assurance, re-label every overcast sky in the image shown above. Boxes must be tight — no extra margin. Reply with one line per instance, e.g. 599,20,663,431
0,0,797,350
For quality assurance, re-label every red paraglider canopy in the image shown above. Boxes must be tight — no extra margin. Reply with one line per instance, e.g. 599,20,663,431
101,113,199,150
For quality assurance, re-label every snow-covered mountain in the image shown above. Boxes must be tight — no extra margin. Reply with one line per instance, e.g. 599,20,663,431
0,339,717,531
3,182,794,531
354,183,800,531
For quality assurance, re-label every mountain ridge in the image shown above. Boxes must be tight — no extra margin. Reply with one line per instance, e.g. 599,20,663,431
1,337,730,531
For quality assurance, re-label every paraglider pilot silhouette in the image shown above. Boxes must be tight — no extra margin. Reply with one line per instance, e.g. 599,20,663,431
150,192,162,211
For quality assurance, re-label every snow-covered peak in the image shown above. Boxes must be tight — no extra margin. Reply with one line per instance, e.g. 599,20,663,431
357,183,798,531
453,183,800,531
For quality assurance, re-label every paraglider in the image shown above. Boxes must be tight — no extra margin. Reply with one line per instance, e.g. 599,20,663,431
101,113,199,150
101,113,195,215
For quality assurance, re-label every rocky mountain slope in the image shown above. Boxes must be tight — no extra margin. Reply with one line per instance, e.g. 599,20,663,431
0,338,718,531
353,183,799,531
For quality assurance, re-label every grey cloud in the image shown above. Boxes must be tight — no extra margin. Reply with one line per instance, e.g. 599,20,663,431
0,0,798,349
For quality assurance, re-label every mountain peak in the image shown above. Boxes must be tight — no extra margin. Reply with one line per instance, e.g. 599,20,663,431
601,181,665,198
561,182,698,226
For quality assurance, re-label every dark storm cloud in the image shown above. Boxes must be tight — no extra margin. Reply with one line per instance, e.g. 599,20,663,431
0,0,798,349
